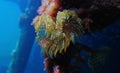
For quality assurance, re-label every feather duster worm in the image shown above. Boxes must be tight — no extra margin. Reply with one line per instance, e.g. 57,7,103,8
33,10,84,57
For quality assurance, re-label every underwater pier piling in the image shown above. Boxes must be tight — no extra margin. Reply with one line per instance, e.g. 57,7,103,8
7,0,40,73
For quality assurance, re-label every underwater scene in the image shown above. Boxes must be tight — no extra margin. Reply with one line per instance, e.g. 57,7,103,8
0,0,120,73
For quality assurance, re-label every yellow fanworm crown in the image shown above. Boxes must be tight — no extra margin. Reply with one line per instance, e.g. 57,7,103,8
33,10,84,57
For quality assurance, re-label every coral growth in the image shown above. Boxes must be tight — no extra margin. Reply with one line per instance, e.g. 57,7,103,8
37,0,61,17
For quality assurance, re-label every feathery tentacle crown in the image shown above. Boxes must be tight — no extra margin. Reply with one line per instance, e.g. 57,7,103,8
33,0,84,57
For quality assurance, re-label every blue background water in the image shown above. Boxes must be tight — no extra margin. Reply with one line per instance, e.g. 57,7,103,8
0,0,120,73
0,0,44,73
0,0,21,73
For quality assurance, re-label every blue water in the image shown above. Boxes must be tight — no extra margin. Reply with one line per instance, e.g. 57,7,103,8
0,0,120,73
0,0,21,73
0,0,44,73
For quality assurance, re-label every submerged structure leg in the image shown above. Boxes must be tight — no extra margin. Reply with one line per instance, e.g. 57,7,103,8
7,0,41,73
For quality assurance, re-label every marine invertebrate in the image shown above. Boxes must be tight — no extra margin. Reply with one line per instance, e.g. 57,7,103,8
37,0,61,17
33,10,84,57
